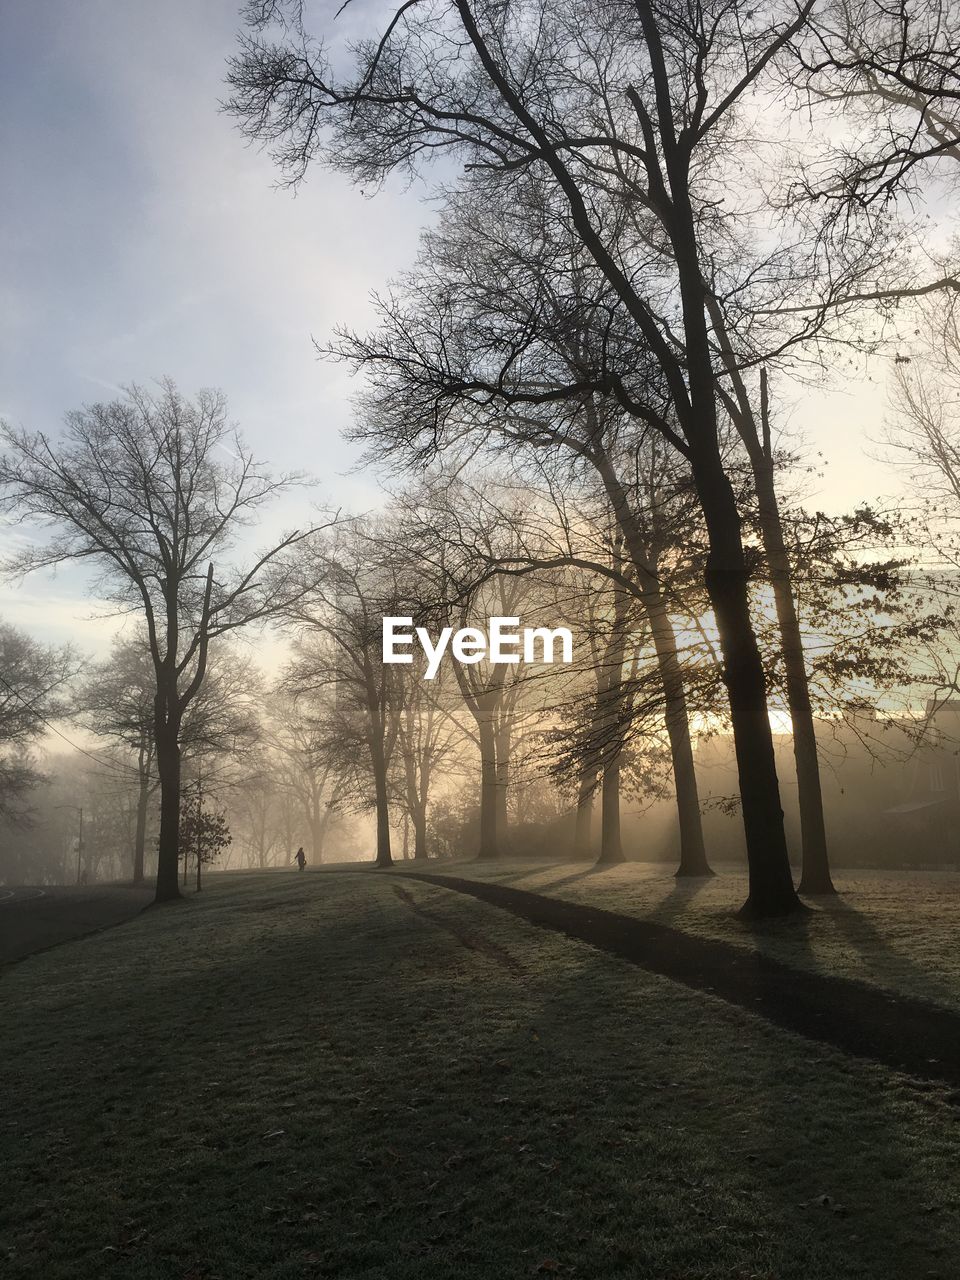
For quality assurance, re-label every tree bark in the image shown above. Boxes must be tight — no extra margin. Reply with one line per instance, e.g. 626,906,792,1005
712,331,834,896
595,610,628,867
654,111,800,915
154,724,182,902
412,810,428,860
574,762,595,858
646,594,713,876
493,718,511,854
695,457,800,915
753,456,835,894
598,755,624,865
369,730,393,867
591,448,710,876
476,717,500,860
400,721,432,861
133,770,149,885
308,795,325,865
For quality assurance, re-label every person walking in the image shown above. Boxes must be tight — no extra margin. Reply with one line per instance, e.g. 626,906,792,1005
294,847,306,872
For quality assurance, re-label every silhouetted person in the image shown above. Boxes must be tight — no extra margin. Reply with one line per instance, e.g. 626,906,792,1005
295,847,306,872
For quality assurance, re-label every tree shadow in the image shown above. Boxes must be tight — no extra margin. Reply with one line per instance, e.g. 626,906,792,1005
648,872,715,928
533,864,622,893
9,872,958,1279
821,895,960,1011
734,879,820,960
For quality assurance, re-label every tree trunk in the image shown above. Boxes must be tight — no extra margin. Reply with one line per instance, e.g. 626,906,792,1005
711,322,834,896
592,448,710,876
494,719,511,854
598,754,624,865
646,593,713,876
412,810,428,860
309,798,325,865
595,621,627,868
133,772,149,885
696,457,801,916
401,732,431,861
530,86,799,914
671,165,799,916
154,726,182,903
477,718,500,860
754,458,835,895
369,733,393,867
574,762,595,858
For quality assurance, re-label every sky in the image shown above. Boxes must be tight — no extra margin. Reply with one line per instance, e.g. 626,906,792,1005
0,0,904,661
0,0,427,652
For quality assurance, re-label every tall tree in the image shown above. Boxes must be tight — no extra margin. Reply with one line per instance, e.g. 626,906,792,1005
225,0,823,912
75,636,156,884
793,0,960,203
335,212,715,874
0,381,326,902
78,633,260,883
286,522,402,868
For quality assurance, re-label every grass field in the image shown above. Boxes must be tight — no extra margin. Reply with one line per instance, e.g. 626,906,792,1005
3,868,960,1279
424,860,960,1013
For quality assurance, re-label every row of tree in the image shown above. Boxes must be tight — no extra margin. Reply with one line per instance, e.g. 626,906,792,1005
4,0,960,916
0,379,953,911
221,0,960,915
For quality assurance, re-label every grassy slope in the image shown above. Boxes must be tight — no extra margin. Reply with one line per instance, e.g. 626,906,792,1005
2,869,959,1279
422,861,960,1013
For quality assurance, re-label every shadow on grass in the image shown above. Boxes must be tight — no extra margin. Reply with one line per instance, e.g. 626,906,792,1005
3,874,959,1279
822,895,960,1012
647,872,715,929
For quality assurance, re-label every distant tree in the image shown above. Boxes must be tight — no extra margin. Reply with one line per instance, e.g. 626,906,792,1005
75,636,155,883
384,491,532,862
0,621,76,821
229,767,284,869
262,690,345,863
286,522,402,867
180,782,231,892
0,380,328,902
392,665,458,861
77,631,261,883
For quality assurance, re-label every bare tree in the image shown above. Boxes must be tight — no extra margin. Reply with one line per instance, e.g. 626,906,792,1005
263,689,346,862
0,621,77,822
333,196,716,874
286,522,403,867
228,0,854,912
792,0,960,204
391,660,459,861
75,635,156,883
0,381,328,902
78,631,260,883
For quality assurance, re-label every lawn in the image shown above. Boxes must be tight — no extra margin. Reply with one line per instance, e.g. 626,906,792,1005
2,868,959,1279
421,860,960,1014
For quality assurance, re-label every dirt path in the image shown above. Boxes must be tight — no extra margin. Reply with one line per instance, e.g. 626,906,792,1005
397,871,960,1088
0,885,153,965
